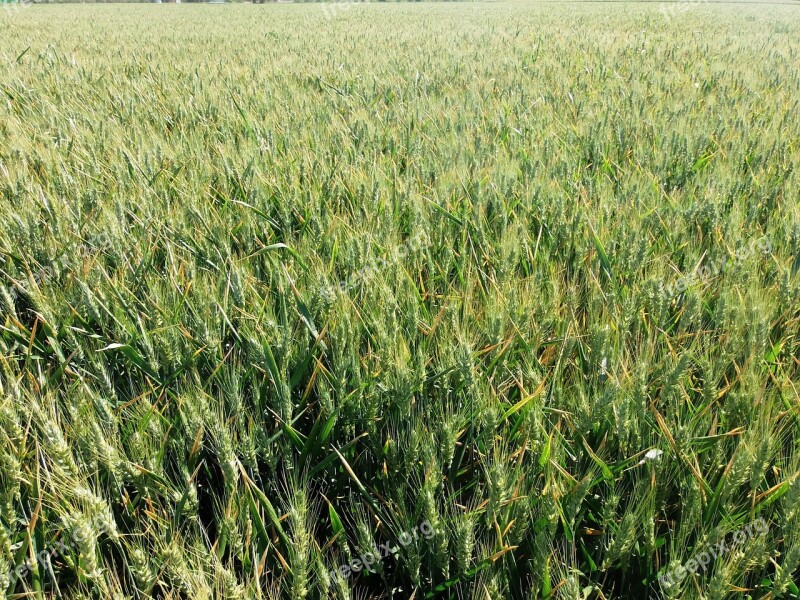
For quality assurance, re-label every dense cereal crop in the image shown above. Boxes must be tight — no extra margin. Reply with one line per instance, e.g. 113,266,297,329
1,2,799,598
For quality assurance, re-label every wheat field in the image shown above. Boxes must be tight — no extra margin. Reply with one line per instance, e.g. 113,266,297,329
1,2,800,598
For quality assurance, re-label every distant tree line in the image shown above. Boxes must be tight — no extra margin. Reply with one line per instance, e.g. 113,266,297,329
3,0,441,3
